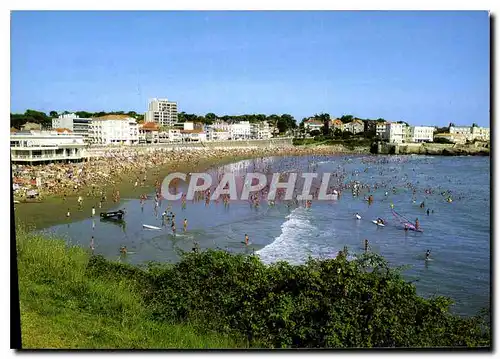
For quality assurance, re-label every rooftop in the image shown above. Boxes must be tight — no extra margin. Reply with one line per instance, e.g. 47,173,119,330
93,114,134,121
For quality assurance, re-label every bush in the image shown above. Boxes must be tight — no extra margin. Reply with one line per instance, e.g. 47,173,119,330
144,250,491,348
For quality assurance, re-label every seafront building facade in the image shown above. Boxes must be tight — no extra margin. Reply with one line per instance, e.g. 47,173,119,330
229,121,252,140
145,98,178,127
250,121,272,139
89,115,139,145
52,113,91,142
382,122,404,144
410,126,435,143
471,126,490,141
10,131,86,163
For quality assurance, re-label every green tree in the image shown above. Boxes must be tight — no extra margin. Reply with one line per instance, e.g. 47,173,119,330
75,111,93,118
340,115,354,123
205,113,217,122
49,111,58,118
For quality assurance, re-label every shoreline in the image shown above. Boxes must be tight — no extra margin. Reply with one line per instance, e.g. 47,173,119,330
13,142,488,230
14,146,363,230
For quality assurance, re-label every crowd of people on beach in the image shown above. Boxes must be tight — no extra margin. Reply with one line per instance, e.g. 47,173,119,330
11,145,362,201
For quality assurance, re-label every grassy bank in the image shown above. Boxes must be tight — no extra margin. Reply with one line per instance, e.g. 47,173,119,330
16,228,491,349
16,228,248,349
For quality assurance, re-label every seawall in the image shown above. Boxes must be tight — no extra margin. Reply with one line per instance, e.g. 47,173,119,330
85,138,294,157
374,141,490,156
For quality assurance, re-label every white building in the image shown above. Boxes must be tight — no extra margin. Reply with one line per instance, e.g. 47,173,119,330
180,130,207,142
449,126,472,138
89,115,139,145
375,122,387,139
343,120,364,134
230,121,252,140
145,98,178,127
157,129,182,143
304,119,324,133
471,126,490,141
52,113,91,142
410,126,435,143
251,121,272,139
10,130,86,163
382,122,404,144
139,122,160,144
205,127,229,141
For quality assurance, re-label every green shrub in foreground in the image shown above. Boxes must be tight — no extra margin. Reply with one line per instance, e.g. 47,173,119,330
131,250,490,348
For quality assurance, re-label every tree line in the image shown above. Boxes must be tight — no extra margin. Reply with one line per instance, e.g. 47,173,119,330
10,110,145,130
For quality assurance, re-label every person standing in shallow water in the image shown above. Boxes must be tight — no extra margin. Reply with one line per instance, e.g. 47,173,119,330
245,234,249,246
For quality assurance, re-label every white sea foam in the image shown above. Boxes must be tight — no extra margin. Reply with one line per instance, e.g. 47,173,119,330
257,207,340,265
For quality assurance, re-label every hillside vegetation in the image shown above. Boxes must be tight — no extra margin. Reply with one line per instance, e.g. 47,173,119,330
16,229,490,349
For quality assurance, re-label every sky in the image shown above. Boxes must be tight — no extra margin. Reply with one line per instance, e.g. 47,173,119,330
10,11,490,127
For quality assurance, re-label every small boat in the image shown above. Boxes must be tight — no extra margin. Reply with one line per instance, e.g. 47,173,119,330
372,220,385,227
100,210,125,220
143,224,162,230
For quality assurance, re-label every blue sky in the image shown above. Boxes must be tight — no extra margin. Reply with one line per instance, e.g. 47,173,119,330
11,11,490,126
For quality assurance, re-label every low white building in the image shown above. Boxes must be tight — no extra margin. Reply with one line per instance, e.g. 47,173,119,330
205,127,231,141
304,119,323,133
449,126,472,138
138,122,160,144
471,126,490,141
343,120,364,134
230,121,252,140
180,130,207,142
158,129,182,143
251,121,272,139
52,113,91,142
10,130,86,163
410,126,435,143
89,115,139,145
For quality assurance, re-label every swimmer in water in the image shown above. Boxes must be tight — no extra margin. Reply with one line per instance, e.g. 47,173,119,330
415,218,420,230
425,249,431,260
244,234,249,246
183,218,188,232
364,239,369,252
120,246,127,255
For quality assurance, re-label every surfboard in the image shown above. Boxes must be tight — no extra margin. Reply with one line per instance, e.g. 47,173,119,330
372,220,385,227
143,224,162,230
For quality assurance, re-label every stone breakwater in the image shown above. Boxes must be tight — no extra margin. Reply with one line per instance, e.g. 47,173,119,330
12,145,365,200
376,142,490,156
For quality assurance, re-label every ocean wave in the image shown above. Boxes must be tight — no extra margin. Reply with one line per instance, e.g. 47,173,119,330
257,207,342,265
